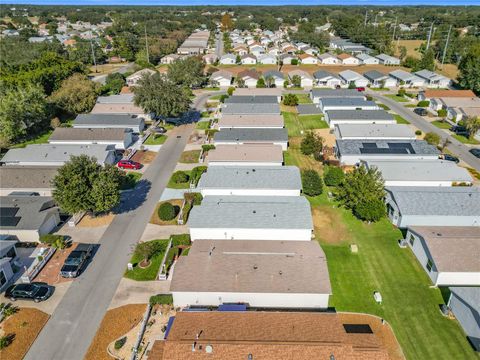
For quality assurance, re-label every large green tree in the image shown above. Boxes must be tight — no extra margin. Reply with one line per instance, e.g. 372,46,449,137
53,155,123,215
133,73,191,118
50,74,100,115
167,57,205,88
458,45,480,95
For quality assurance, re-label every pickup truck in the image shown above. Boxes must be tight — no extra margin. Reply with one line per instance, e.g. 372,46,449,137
60,243,93,278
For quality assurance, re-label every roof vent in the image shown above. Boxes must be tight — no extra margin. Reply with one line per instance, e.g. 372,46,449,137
279,270,283,275
205,345,213,354
253,210,256,214
253,264,258,270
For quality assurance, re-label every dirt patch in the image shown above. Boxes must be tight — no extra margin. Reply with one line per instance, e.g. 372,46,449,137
314,128,335,148
0,308,50,360
34,245,77,285
394,40,424,59
131,150,157,164
312,206,350,244
338,312,405,360
179,150,201,164
85,304,146,360
77,213,115,228
437,64,459,80
150,199,184,226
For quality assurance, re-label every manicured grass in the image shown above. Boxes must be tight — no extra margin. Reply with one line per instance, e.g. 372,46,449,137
196,121,210,129
370,87,390,91
431,120,451,129
404,104,416,108
284,138,323,173
307,193,478,360
11,130,53,148
393,114,410,124
209,95,223,100
377,103,391,111
203,87,220,91
386,94,409,103
144,134,167,145
296,93,313,104
124,239,169,281
179,150,201,163
120,172,142,190
167,170,191,189
283,112,303,137
452,134,480,145
283,112,328,137
299,114,329,130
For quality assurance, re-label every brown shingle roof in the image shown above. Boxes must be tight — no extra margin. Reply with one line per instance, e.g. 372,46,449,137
0,166,58,189
207,144,283,163
237,69,261,80
423,89,476,99
49,127,127,142
337,53,354,60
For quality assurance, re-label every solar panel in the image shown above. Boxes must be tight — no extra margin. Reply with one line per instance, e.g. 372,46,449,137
0,217,21,227
360,142,416,155
343,324,373,334
0,207,19,217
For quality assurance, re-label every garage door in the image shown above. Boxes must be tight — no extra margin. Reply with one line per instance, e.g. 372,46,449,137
39,215,58,235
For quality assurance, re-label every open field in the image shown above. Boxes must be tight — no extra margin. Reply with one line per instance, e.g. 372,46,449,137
88,63,128,76
394,40,424,59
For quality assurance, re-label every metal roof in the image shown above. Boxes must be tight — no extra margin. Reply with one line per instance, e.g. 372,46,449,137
297,104,323,115
326,110,394,120
74,114,143,126
311,89,364,98
207,144,284,163
363,70,388,81
312,70,340,80
338,70,367,82
96,94,134,104
320,98,377,107
224,96,278,104
214,128,288,143
335,124,415,139
222,103,280,115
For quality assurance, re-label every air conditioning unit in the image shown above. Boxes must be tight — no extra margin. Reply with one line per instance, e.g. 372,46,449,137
398,239,407,248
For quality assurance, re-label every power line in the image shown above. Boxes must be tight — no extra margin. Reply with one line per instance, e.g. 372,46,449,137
441,25,452,69
426,22,434,50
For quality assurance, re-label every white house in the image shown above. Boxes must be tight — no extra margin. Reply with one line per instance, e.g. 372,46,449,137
313,71,343,88
206,144,284,167
267,47,280,56
240,54,257,65
337,53,360,65
126,68,156,86
356,53,379,65
262,70,284,87
318,53,339,65
385,186,480,228
210,70,233,88
288,70,314,88
279,54,297,65
338,70,369,88
249,44,266,57
363,70,397,88
414,70,451,88
325,110,395,128
389,70,425,87
257,54,277,65
298,53,319,65
170,240,331,309
404,226,480,286
198,166,301,197
237,69,261,88
188,196,313,241
319,98,379,112
376,54,401,65
219,53,236,65
233,45,248,56
48,127,133,150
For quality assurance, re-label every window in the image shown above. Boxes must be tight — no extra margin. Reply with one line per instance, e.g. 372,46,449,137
409,235,415,246
0,270,6,287
426,259,433,272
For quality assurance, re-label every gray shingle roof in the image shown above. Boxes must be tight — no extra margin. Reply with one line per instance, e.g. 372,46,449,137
313,70,339,80
0,196,57,230
222,103,280,115
262,70,284,79
0,166,58,189
188,196,313,229
386,186,480,216
214,128,288,143
96,94,134,104
74,114,143,127
336,139,439,156
363,70,388,81
198,166,302,190
171,240,331,294
49,128,127,141
450,287,480,311
310,89,364,98
326,110,394,121
321,98,377,107
224,96,278,104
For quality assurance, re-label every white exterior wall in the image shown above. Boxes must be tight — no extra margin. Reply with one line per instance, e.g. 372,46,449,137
244,79,258,88
218,125,284,130
328,119,397,129
273,78,285,87
189,228,312,241
216,78,232,88
259,57,276,65
73,123,143,133
340,154,439,166
384,180,458,187
321,104,379,112
436,272,480,286
220,58,235,65
361,58,380,65
300,78,314,87
241,58,256,65
213,141,288,151
301,58,318,65
315,78,343,88
208,161,283,167
48,139,127,150
200,189,300,197
0,188,53,196
172,291,329,309
342,58,360,65
320,57,339,65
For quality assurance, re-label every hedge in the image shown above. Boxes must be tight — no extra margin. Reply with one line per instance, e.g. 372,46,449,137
171,171,189,184
114,337,127,350
171,234,191,247
149,294,173,306
158,202,177,221
190,166,207,186
417,100,430,107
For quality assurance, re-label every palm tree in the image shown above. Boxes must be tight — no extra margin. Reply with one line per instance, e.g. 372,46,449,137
465,116,480,140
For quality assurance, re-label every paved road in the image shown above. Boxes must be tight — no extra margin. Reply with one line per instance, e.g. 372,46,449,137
90,62,135,85
215,32,223,57
25,94,212,360
369,92,480,172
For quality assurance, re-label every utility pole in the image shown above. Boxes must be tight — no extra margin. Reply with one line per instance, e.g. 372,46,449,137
144,23,150,64
392,16,398,41
89,31,97,73
426,22,434,50
374,13,378,26
441,25,452,69
364,10,368,26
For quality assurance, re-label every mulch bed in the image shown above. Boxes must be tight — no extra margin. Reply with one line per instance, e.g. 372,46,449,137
131,150,157,164
150,199,183,226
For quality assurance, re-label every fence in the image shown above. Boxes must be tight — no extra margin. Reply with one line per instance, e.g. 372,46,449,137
157,238,173,281
130,304,152,360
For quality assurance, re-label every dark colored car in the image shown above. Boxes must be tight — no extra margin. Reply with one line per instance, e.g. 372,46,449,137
60,243,93,278
470,148,480,159
117,160,141,170
5,282,54,302
414,107,428,116
356,87,366,92
151,127,166,134
450,125,470,137
439,154,460,163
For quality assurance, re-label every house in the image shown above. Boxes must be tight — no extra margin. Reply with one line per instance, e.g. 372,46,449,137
310,89,365,104
313,71,343,88
363,160,473,187
233,45,248,56
73,114,145,133
356,53,379,65
48,128,133,150
90,102,148,120
149,312,390,359
96,94,134,104
389,70,425,87
206,144,284,167
0,166,58,196
288,70,314,88
404,227,480,286
213,128,288,150
202,53,218,64
429,97,480,122
385,186,480,228
224,96,279,104
337,53,360,65
304,47,319,56
257,54,277,65
249,44,265,57
222,103,280,115
336,140,440,165
325,109,395,128
376,54,401,65
447,287,480,351
233,88,283,98
217,114,284,129
177,30,210,55
298,53,318,65
0,241,18,291
0,196,60,242
279,53,297,65
414,70,451,88
237,69,260,88
319,98,379,112
219,53,236,65
338,70,369,88
334,124,416,140
210,70,233,88
318,53,339,65
1,144,116,167
267,46,281,56
262,70,284,87
363,70,397,88
171,240,330,308
160,54,181,64
240,54,257,65
198,166,301,196
188,196,313,241
418,89,476,102
296,104,323,116
447,107,480,124
126,68,156,86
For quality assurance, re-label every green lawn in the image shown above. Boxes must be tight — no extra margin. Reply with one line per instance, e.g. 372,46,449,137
124,239,169,281
404,104,417,108
307,193,477,360
377,103,391,111
203,87,220,91
11,130,53,148
299,114,329,130
386,94,409,103
283,112,328,137
144,134,167,145
370,87,390,91
209,95,223,100
393,114,410,124
179,150,201,163
167,170,192,189
296,93,313,104
120,172,142,190
196,121,210,130
452,134,480,145
431,120,451,129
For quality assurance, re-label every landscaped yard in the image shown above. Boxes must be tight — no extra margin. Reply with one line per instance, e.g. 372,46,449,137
431,120,451,129
299,114,329,130
144,134,167,145
150,199,183,225
124,239,169,281
179,150,201,163
167,170,192,189
386,94,409,103
393,114,410,124
295,93,313,104
120,172,142,190
452,134,480,145
283,112,328,137
377,103,391,111
196,120,210,129
284,137,323,174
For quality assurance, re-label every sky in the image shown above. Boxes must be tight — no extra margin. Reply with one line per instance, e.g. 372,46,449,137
2,0,480,5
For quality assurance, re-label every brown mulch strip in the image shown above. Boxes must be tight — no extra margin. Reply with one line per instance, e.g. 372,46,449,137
338,312,405,360
85,304,146,360
131,150,157,164
77,213,115,227
150,199,184,226
0,308,50,360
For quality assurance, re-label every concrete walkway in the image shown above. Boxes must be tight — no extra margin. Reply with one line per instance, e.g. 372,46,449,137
140,223,189,242
56,224,108,244
159,188,189,201
108,278,171,310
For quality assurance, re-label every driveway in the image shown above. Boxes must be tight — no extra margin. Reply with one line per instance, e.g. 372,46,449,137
369,92,480,172
108,278,170,310
215,32,223,57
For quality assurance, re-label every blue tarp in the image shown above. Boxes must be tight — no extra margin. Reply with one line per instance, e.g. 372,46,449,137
218,304,247,312
164,316,175,339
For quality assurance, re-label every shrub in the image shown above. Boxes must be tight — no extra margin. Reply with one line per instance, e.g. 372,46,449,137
50,117,61,129
324,166,345,186
202,144,215,152
302,170,323,197
40,234,68,248
283,80,289,88
190,166,207,185
348,82,356,89
184,192,203,205
437,109,447,118
171,234,191,247
417,100,430,107
353,198,386,222
424,132,441,146
227,87,235,96
149,294,173,306
0,335,14,350
415,130,422,136
114,337,127,350
205,129,218,138
219,94,228,103
158,202,177,221
171,171,189,184
290,58,298,65
397,88,406,97
300,131,323,156
256,78,266,88
283,94,299,106
366,95,373,101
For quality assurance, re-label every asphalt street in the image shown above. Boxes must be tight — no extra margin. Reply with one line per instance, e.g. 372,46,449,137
369,92,480,172
215,31,223,57
25,93,212,360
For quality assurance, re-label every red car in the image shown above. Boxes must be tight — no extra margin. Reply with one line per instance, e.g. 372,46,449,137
356,87,366,92
117,160,141,170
